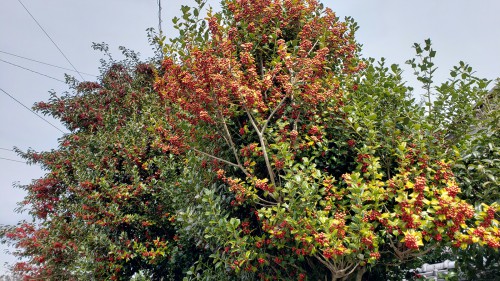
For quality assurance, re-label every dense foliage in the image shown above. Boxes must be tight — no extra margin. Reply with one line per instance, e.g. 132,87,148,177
1,47,210,280
1,1,498,280
453,82,500,280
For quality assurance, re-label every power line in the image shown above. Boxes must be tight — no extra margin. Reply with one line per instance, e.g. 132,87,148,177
0,157,26,164
0,87,66,134
17,0,85,81
0,148,15,152
0,50,97,77
0,58,66,83
157,0,163,35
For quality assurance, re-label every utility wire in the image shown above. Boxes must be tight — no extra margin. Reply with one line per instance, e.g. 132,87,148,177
17,0,85,81
0,148,15,152
157,0,163,35
0,157,26,164
0,87,66,134
0,58,66,83
0,50,96,77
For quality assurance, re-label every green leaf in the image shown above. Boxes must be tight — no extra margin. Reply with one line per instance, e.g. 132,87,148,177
181,5,190,14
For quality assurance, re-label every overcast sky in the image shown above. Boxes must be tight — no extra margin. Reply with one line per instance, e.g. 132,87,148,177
1,0,499,274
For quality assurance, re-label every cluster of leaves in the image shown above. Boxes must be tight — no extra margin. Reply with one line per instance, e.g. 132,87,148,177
1,0,499,280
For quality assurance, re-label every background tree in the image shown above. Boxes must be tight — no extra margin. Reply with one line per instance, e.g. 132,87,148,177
406,41,499,280
359,40,499,280
452,81,500,280
1,45,211,281
348,40,497,280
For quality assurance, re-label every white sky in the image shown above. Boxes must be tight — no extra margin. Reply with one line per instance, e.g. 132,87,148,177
1,0,499,274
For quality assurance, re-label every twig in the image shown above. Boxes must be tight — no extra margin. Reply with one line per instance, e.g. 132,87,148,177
261,94,288,132
191,147,240,169
217,111,250,177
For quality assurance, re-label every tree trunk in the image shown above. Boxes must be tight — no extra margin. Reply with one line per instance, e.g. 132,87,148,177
355,267,366,281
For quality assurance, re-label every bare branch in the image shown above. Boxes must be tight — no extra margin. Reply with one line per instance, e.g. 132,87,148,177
245,108,261,135
341,264,359,281
245,109,277,188
191,147,240,169
262,93,288,132
217,112,250,176
387,235,436,261
255,194,277,206
307,39,320,56
314,253,335,272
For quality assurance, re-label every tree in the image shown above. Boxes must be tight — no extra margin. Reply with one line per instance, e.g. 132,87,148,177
1,45,211,280
155,1,500,280
2,1,499,280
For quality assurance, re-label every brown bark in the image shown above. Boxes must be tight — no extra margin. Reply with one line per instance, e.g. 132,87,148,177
355,267,366,281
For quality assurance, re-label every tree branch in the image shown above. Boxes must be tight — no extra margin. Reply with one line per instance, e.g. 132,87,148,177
314,253,335,272
191,147,241,170
261,93,288,133
307,39,320,56
245,109,277,188
217,112,250,176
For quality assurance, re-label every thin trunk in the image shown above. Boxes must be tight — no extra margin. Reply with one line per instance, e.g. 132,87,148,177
355,267,366,281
